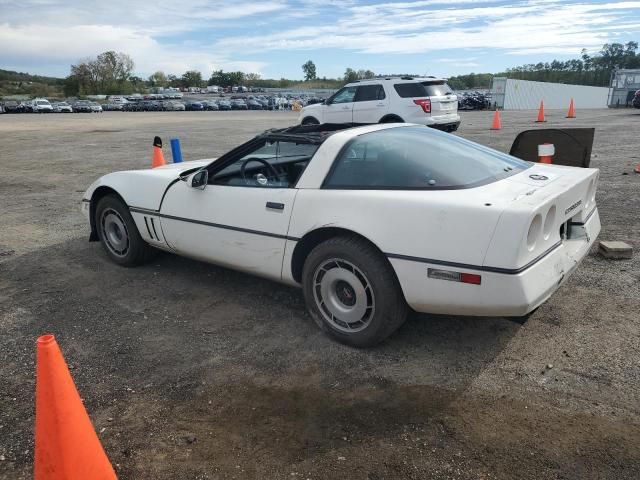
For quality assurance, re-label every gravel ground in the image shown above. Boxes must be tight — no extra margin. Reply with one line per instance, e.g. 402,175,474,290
0,109,639,479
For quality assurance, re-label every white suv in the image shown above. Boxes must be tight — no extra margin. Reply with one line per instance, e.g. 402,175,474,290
299,77,460,132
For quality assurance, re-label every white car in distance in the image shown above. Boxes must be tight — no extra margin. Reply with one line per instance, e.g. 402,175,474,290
299,77,461,132
82,124,600,347
31,98,53,113
53,102,73,113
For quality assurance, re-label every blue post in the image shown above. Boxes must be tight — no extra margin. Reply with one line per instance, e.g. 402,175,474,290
170,138,183,163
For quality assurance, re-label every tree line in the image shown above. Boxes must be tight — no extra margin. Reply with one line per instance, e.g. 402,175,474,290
448,42,639,90
15,40,640,97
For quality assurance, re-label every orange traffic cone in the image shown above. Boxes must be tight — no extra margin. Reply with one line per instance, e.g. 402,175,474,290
535,101,546,123
35,335,117,480
152,136,166,168
635,162,640,174
490,110,502,130
538,143,554,164
566,98,576,118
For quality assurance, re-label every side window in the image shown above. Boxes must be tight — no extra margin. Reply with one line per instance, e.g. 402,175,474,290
354,85,384,102
330,86,357,104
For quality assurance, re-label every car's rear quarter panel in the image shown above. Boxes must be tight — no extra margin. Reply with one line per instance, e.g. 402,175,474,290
286,188,504,275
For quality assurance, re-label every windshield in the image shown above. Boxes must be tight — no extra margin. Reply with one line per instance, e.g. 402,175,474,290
37,101,50,105
324,126,530,190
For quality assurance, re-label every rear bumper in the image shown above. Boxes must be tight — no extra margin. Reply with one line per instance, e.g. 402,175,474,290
405,112,461,130
391,208,600,317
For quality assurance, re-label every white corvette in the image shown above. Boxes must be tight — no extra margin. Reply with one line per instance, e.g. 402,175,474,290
82,123,600,347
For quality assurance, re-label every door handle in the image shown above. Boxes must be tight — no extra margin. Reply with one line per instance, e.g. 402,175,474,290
342,106,350,110
266,202,285,210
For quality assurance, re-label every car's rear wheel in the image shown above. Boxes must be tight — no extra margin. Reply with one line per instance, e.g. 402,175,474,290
302,235,407,347
95,194,157,267
301,116,320,125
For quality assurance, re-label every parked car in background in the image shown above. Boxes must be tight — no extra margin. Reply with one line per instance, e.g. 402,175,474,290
31,98,53,113
231,99,247,110
3,101,25,113
299,77,460,132
90,102,103,113
217,100,231,111
185,101,205,111
73,100,93,113
162,100,186,111
202,100,219,111
103,103,124,111
53,102,73,113
247,99,262,110
108,96,128,105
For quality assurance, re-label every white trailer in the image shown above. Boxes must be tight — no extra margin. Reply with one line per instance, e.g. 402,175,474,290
491,78,609,110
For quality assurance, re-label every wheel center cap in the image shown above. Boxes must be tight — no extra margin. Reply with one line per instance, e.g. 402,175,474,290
335,280,356,307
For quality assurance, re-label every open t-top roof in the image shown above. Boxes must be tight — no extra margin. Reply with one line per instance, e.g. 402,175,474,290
259,123,368,145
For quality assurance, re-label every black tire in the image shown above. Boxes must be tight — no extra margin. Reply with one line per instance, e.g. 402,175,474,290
302,235,407,347
379,115,403,123
301,116,320,125
95,194,157,267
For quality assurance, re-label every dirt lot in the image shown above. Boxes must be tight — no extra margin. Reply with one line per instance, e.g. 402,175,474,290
1,109,639,480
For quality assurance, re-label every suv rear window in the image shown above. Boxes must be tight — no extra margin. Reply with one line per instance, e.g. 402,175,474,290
421,81,453,96
393,82,426,98
324,126,529,190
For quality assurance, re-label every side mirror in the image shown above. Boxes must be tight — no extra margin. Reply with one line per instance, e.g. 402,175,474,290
191,170,208,190
324,99,331,105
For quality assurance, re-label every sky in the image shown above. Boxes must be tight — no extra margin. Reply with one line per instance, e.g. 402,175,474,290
0,0,639,80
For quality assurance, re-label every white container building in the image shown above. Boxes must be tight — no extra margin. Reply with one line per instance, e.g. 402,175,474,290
490,78,609,110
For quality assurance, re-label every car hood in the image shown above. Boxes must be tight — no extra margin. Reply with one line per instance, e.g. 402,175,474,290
83,159,213,210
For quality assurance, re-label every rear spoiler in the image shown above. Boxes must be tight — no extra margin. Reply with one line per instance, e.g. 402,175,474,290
509,128,595,168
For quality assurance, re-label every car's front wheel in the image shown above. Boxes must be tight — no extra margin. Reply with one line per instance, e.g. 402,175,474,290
302,235,407,347
95,194,157,267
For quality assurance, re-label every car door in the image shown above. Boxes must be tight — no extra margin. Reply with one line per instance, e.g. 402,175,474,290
158,140,312,282
323,86,356,123
352,84,388,123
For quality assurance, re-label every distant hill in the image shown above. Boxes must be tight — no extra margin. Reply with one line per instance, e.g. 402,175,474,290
0,68,65,98
0,69,64,84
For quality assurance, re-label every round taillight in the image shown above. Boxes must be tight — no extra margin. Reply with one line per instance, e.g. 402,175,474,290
527,214,543,251
543,205,556,240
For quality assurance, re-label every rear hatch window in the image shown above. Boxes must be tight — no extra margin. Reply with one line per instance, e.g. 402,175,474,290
393,82,426,98
421,81,453,97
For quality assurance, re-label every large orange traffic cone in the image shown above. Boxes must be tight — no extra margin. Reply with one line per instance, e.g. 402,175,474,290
35,335,117,480
535,100,546,123
152,136,166,168
566,98,576,118
635,162,640,174
490,110,502,130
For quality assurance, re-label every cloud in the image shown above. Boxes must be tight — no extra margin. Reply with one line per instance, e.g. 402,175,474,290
0,22,266,76
0,0,639,77
213,1,640,56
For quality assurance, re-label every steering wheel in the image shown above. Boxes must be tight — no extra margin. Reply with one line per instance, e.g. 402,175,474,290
240,157,281,186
